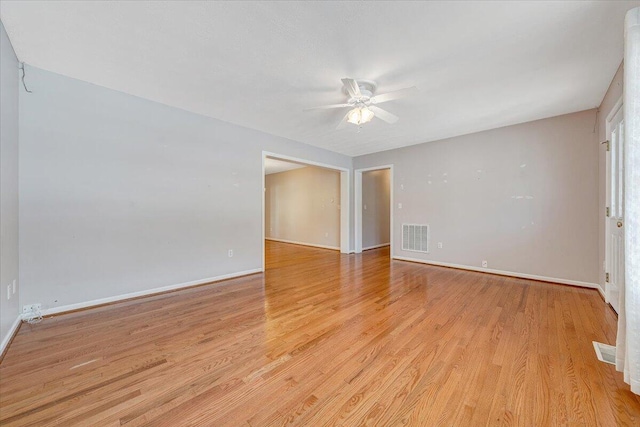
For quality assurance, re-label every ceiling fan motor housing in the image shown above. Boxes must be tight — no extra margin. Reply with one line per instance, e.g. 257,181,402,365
343,79,377,103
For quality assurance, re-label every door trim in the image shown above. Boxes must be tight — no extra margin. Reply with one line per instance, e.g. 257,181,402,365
604,97,623,309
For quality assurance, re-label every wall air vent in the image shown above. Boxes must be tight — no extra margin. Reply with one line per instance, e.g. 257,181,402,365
593,341,616,365
402,224,429,253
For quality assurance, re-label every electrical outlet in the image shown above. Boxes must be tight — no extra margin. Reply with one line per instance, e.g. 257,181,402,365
437,242,443,249
7,285,10,300
482,260,488,268
228,249,233,258
23,303,42,314
325,232,329,237
398,203,403,209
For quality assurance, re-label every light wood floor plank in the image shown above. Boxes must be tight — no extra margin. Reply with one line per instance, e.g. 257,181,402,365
1,241,639,426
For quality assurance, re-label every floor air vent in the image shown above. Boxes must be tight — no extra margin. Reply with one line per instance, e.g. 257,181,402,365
402,224,429,253
593,341,616,365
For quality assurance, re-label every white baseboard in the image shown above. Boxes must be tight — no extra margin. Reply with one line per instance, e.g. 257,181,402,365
265,237,339,251
392,256,599,289
597,284,606,300
362,243,390,251
0,315,22,358
30,268,264,319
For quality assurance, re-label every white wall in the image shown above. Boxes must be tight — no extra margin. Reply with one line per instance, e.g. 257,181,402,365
354,109,599,285
265,166,340,249
362,169,390,249
0,21,20,351
18,65,351,312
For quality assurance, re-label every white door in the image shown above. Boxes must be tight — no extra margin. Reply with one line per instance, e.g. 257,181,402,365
606,106,625,313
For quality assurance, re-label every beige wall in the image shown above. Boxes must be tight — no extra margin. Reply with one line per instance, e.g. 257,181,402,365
354,109,599,285
362,169,390,249
597,63,624,291
265,166,341,249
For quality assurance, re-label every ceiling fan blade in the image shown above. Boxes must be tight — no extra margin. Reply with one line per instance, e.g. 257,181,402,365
369,105,399,124
370,86,418,104
341,78,361,98
336,111,351,130
303,103,351,111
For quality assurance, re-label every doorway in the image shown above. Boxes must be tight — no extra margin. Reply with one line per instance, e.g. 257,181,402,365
354,165,393,254
605,99,625,313
261,151,350,271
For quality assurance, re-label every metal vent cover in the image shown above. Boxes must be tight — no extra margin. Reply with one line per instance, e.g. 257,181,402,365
402,224,429,253
593,341,616,365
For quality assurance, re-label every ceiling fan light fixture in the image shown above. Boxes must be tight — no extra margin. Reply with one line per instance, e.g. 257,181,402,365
305,78,412,128
347,107,375,126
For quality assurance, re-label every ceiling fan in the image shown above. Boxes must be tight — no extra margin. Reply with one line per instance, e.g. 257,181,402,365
304,78,417,129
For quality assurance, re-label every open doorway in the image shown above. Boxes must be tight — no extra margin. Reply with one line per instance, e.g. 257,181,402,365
262,152,350,271
354,165,393,255
265,157,340,249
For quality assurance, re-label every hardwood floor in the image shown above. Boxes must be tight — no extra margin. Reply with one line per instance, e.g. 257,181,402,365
1,241,639,426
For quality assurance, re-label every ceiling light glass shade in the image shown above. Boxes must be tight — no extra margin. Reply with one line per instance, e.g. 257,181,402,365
360,107,374,123
347,108,361,125
347,107,375,125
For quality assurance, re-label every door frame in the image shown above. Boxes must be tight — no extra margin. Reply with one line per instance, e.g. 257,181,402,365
262,151,350,271
604,97,623,307
354,165,394,254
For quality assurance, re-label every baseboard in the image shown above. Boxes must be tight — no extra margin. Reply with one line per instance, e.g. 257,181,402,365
265,238,339,251
30,268,264,319
0,315,22,362
392,256,599,289
597,284,606,300
362,243,390,251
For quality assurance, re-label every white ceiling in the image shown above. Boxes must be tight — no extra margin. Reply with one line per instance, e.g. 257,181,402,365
264,158,307,175
1,1,637,157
